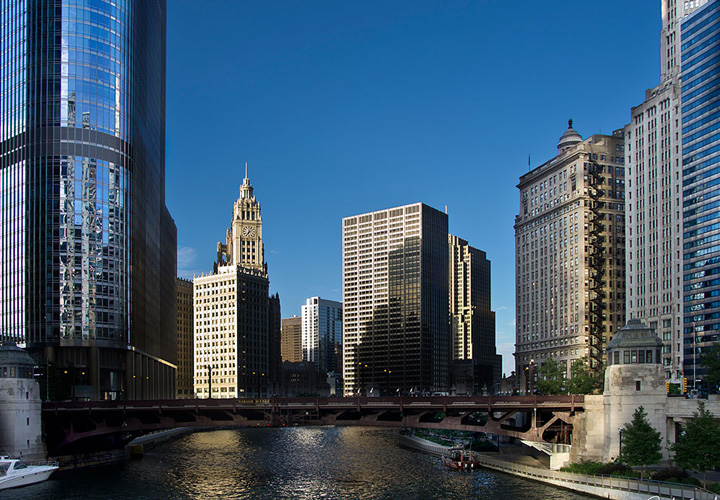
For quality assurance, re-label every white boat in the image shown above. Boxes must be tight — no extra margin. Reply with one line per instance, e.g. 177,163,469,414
0,456,58,490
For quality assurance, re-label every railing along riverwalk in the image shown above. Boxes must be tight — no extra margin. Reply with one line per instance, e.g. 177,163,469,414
473,454,718,500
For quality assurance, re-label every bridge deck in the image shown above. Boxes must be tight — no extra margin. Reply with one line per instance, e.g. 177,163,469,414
42,395,584,456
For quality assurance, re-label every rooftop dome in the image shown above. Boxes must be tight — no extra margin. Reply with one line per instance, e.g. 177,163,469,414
557,119,583,153
0,341,35,367
607,319,663,352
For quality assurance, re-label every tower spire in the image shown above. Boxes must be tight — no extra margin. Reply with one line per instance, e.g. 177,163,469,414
245,161,248,180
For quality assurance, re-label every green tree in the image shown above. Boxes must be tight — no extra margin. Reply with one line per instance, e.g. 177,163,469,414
566,357,604,395
701,343,720,392
536,359,566,395
671,401,720,488
619,406,663,479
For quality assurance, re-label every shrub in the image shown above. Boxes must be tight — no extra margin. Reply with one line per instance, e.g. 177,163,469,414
560,460,605,475
706,482,720,494
651,468,688,482
597,463,633,476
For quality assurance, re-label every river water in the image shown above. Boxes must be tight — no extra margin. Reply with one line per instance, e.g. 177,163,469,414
8,427,594,499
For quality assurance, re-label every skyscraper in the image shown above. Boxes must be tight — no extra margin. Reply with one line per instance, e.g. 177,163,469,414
624,0,708,384
176,278,194,398
515,123,626,391
301,297,342,375
281,316,303,363
0,0,177,399
449,235,501,394
193,175,271,398
342,203,449,395
681,0,720,385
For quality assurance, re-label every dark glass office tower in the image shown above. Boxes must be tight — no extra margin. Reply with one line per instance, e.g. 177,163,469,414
342,203,449,395
0,0,177,399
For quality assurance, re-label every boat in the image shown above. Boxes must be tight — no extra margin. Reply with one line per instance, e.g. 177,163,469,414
0,456,59,490
442,447,480,470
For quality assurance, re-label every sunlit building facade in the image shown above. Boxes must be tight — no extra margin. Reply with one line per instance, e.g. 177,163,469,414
342,203,449,395
449,235,501,394
176,278,194,398
681,0,720,384
0,0,177,399
515,123,626,391
301,297,342,374
624,0,709,384
194,176,271,398
281,316,303,363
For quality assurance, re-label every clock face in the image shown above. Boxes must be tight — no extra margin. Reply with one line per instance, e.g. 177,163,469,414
243,226,255,237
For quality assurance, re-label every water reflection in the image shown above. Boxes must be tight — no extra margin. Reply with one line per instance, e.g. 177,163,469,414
6,427,595,500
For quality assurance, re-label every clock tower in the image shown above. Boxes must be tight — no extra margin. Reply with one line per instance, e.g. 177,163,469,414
218,173,265,272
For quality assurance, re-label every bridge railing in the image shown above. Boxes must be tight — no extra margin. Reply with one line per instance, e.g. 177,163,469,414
474,454,717,500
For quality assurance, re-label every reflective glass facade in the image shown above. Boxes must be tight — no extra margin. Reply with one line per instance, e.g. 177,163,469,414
342,203,449,395
681,0,720,383
0,0,177,399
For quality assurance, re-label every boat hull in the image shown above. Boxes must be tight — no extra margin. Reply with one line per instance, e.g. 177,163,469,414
0,466,57,490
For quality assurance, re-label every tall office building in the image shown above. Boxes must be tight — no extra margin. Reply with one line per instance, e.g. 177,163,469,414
268,293,282,394
515,123,626,391
449,235,501,394
176,278,194,398
342,203,449,395
281,316,303,363
681,0,720,385
301,297,342,374
624,0,708,384
194,175,271,398
0,0,177,399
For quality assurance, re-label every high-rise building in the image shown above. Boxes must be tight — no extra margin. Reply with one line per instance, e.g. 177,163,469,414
515,123,626,391
281,316,303,363
301,297,342,375
342,203,449,395
268,293,282,394
449,235,501,394
681,0,720,385
624,0,708,384
176,278,194,398
193,175,271,398
0,0,177,399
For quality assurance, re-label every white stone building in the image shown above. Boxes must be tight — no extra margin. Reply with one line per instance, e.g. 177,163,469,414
623,0,708,384
193,174,271,398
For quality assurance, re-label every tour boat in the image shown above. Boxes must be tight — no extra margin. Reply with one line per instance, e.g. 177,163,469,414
0,456,59,490
442,448,480,470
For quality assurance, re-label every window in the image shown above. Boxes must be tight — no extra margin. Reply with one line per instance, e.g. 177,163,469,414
635,381,642,391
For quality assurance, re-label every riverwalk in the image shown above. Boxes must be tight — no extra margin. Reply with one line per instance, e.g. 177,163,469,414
399,435,718,500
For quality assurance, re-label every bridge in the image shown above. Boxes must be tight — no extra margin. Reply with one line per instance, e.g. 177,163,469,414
42,395,584,456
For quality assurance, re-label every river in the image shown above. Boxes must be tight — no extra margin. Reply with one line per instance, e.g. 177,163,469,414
7,427,595,499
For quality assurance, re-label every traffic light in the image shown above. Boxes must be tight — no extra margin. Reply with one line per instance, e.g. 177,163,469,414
665,382,670,393
682,377,688,393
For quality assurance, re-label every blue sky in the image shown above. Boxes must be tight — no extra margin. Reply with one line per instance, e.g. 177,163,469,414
166,1,660,376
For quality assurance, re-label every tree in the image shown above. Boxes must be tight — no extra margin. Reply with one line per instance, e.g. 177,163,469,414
536,359,566,395
671,401,720,488
566,357,604,395
701,343,720,392
619,406,662,479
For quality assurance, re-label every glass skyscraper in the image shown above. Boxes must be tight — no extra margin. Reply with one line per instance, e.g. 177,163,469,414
681,0,720,385
0,0,177,399
342,203,450,396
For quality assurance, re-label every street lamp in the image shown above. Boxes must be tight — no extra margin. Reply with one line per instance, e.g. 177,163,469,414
529,359,535,395
618,427,623,458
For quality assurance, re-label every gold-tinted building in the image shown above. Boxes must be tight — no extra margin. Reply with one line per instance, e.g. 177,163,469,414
281,316,303,363
176,278,194,398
